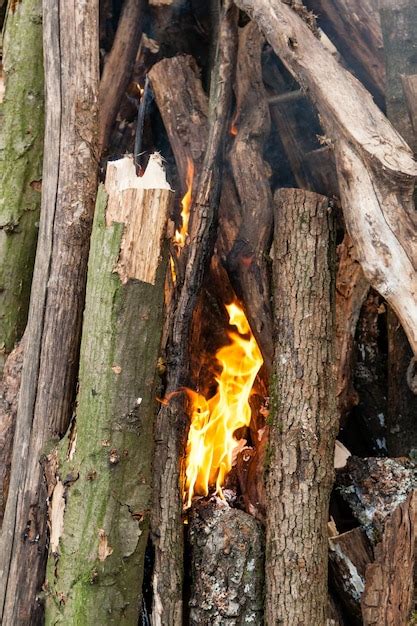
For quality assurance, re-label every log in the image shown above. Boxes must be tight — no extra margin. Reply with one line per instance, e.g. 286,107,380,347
234,0,417,357
0,0,43,362
0,1,99,622
188,498,264,625
44,154,172,625
304,0,385,108
379,0,417,457
226,21,274,373
150,5,238,624
336,235,369,420
99,0,144,155
266,188,337,625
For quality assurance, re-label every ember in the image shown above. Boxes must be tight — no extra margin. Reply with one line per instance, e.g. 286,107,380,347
184,302,263,508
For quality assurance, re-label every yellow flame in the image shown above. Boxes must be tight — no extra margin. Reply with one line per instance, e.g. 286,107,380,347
184,302,263,508
173,158,194,248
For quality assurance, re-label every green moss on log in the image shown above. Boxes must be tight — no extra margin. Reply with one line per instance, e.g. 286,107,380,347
0,0,44,360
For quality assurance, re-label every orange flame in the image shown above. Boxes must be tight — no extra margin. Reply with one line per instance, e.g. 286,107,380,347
184,302,263,508
230,111,238,136
173,158,194,248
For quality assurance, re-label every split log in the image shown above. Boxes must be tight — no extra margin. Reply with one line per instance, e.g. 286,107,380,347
266,188,337,625
44,154,172,625
0,1,99,622
379,0,417,457
329,527,373,623
304,0,385,108
0,335,25,525
336,235,369,420
99,0,144,155
150,5,238,624
188,498,264,625
337,457,417,625
226,22,274,373
234,0,417,357
0,0,43,361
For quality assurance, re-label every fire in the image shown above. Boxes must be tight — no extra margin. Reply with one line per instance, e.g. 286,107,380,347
184,302,263,508
173,158,194,248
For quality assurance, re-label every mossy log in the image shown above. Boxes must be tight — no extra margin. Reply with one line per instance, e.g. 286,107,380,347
44,154,172,625
0,0,44,361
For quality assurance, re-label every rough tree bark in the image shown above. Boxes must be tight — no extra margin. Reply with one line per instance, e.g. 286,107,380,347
266,188,336,625
234,0,417,357
0,0,43,361
150,4,238,623
44,155,172,625
379,0,417,457
0,1,99,623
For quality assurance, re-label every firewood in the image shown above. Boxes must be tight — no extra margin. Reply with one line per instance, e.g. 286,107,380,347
44,154,172,624
150,5,238,624
266,188,337,625
188,498,264,625
234,0,417,358
0,1,99,622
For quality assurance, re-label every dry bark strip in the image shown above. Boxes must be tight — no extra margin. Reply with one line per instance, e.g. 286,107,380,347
188,498,264,625
267,188,337,625
0,2,99,623
44,155,172,625
234,0,417,356
150,4,238,624
99,0,144,155
226,22,274,373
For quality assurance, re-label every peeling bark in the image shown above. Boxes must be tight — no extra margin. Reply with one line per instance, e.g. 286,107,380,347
0,0,44,361
266,188,337,625
45,155,172,625
234,0,417,356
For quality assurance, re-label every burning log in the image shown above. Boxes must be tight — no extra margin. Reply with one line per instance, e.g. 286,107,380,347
266,188,337,624
234,0,417,357
0,1,99,621
150,5,238,624
188,498,264,625
44,154,172,624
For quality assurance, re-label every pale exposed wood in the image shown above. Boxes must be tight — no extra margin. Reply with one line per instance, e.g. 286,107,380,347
0,1,99,622
150,5,238,624
234,0,417,356
189,498,264,625
44,155,171,625
267,188,336,625
99,0,144,154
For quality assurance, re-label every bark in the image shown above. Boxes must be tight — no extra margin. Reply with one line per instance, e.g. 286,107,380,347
0,0,44,361
304,0,385,108
99,0,144,155
0,1,99,622
188,498,264,625
234,0,417,356
266,188,337,625
329,527,373,623
379,0,417,457
44,155,172,625
226,22,274,373
150,5,238,624
0,335,25,526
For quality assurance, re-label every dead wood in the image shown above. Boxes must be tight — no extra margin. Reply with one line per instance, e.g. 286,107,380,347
336,235,369,420
188,498,264,625
0,1,99,622
234,0,417,357
150,5,238,623
304,0,385,108
99,0,144,155
267,188,337,625
225,22,274,374
0,335,25,526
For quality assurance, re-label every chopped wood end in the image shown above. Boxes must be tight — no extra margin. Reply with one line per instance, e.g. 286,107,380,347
105,153,172,285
